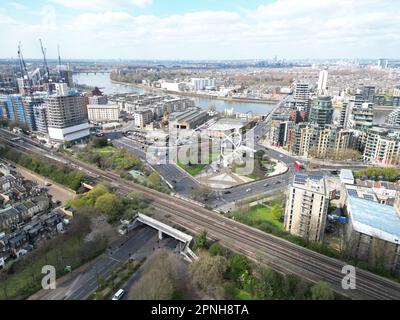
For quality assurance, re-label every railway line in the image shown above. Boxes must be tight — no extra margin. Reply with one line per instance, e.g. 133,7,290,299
1,129,400,299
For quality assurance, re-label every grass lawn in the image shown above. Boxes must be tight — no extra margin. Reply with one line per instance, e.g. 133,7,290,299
247,204,284,229
177,161,207,176
176,149,221,176
0,237,83,299
93,146,116,155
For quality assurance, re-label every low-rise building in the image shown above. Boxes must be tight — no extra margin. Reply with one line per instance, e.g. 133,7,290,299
340,169,355,185
168,108,209,131
205,119,255,138
344,193,400,273
87,104,120,123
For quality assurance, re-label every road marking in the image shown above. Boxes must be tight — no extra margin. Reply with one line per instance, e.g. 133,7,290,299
108,256,121,263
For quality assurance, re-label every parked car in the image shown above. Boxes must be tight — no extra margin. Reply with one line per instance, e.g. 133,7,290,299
246,188,252,192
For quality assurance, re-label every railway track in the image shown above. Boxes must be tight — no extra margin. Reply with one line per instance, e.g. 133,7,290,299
1,129,400,299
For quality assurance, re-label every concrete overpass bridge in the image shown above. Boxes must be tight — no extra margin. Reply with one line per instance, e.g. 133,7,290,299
123,213,198,262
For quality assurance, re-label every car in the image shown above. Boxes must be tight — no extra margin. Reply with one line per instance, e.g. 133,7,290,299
45,182,52,187
246,188,252,192
112,289,125,300
275,181,281,184
263,183,269,187
224,191,231,194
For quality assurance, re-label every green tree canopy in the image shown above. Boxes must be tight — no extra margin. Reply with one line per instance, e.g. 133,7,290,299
310,281,335,300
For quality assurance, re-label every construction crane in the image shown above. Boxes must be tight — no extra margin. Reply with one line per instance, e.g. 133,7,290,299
17,42,32,94
17,42,29,79
39,38,50,83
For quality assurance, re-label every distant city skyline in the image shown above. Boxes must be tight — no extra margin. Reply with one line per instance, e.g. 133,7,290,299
0,0,399,60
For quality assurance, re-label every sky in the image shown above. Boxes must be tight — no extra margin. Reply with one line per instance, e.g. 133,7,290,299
0,0,399,60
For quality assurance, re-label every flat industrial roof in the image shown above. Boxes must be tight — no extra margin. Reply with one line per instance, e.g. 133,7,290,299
207,119,249,131
340,169,354,181
347,195,400,244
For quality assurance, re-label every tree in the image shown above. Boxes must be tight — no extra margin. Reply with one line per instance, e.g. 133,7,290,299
193,230,209,250
271,204,283,221
148,171,161,186
310,281,335,300
209,243,223,256
129,250,186,300
90,136,108,148
95,193,124,222
228,255,250,280
189,251,228,299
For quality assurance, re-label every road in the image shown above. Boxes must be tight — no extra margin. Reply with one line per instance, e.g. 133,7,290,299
16,165,76,204
2,129,400,300
31,225,178,300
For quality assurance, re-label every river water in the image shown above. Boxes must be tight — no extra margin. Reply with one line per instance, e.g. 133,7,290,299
73,73,276,115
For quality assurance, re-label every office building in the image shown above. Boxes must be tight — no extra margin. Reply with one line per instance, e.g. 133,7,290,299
87,104,120,123
45,92,90,142
377,59,389,70
309,96,333,126
284,174,328,242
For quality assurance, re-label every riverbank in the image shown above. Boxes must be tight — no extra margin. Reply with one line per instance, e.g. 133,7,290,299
110,79,280,105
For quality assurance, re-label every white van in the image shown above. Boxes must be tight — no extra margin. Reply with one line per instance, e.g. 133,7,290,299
112,289,125,300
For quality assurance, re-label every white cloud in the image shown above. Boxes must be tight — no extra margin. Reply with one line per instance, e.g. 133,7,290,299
1,0,399,59
51,0,152,11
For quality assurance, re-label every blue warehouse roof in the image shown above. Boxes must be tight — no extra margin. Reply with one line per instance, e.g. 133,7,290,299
347,196,400,244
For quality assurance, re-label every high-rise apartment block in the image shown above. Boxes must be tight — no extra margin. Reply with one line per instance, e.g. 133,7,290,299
309,96,333,126
317,70,328,95
45,92,90,142
284,174,328,242
362,127,400,165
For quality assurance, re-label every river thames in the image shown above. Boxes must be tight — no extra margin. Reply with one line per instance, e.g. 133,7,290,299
74,73,276,115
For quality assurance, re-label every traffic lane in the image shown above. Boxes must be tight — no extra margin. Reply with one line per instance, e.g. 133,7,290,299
69,226,158,300
40,226,158,300
213,174,291,205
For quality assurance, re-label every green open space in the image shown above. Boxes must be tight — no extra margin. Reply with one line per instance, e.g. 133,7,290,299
177,150,220,176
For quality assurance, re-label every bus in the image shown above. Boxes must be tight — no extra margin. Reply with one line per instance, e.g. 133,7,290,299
293,161,303,171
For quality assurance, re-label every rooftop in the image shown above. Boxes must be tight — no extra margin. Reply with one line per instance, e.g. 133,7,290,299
87,104,119,109
207,119,250,131
347,195,400,244
292,174,326,195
